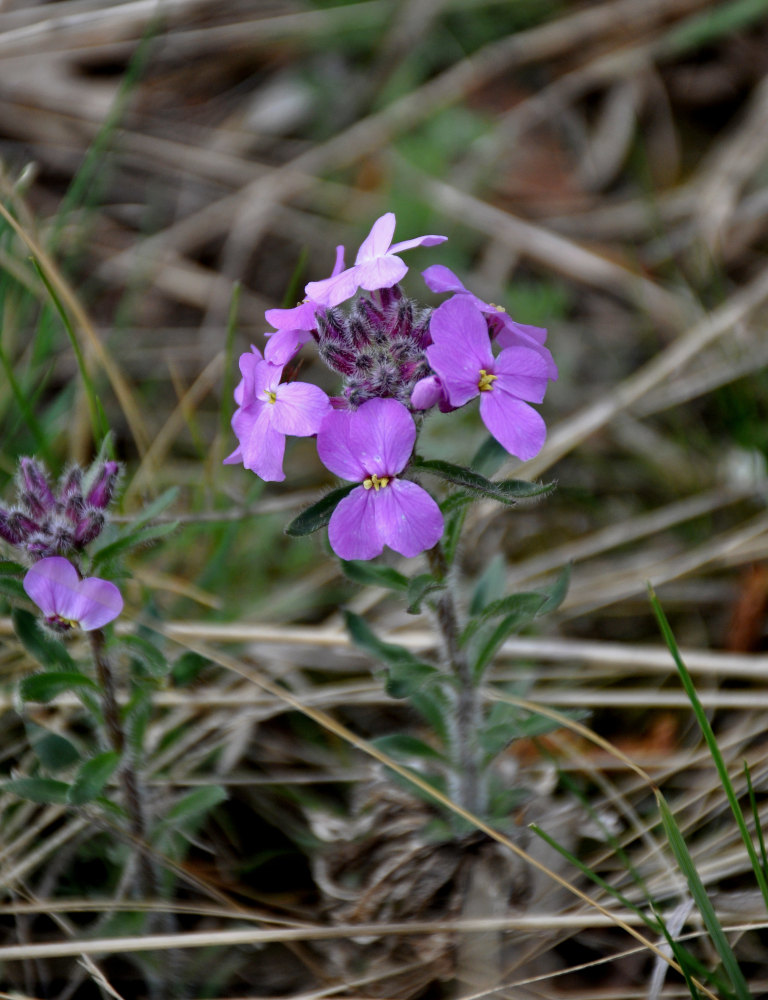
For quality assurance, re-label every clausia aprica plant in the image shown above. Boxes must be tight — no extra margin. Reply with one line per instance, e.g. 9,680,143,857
226,213,569,822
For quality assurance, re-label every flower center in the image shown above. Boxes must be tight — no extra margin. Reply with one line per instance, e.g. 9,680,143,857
47,614,78,632
363,474,390,491
264,388,277,404
489,303,505,313
478,369,497,392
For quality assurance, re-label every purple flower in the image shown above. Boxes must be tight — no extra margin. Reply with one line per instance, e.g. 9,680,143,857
264,246,346,364
422,264,557,381
426,296,550,462
224,346,331,482
305,213,447,308
316,398,443,560
23,556,123,631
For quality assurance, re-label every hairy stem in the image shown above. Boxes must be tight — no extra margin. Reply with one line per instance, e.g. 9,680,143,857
427,544,484,818
90,629,155,899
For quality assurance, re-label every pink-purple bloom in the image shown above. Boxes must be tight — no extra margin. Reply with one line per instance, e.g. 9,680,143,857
263,246,346,364
424,296,549,462
316,398,443,560
224,346,331,482
23,556,123,631
305,213,447,309
422,264,557,381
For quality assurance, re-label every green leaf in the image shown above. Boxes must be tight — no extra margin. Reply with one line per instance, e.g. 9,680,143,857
12,607,75,670
119,633,168,678
340,559,408,592
409,688,452,745
470,435,508,478
373,734,446,763
171,651,208,687
469,554,506,615
463,592,548,647
0,560,25,577
19,670,100,703
285,484,356,536
538,562,571,614
161,785,227,829
68,751,120,805
406,573,445,614
345,611,440,698
0,577,28,603
26,723,81,772
91,519,178,568
3,777,70,804
411,457,554,506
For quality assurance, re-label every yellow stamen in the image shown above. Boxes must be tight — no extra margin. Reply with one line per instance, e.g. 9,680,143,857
489,303,506,313
363,474,390,491
478,369,497,392
264,389,277,404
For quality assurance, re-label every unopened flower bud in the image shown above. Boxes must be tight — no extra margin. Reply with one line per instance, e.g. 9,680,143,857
85,461,120,509
18,458,55,519
74,509,105,547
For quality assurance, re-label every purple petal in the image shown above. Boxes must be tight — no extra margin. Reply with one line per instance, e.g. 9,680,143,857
426,297,493,407
388,234,447,254
347,398,415,478
328,488,383,560
265,301,317,331
68,578,123,630
264,327,312,365
330,244,346,278
23,557,122,630
271,382,331,436
356,213,396,262
317,409,367,482
304,266,363,309
494,347,550,403
355,255,407,292
479,392,546,461
231,406,287,481
411,375,446,410
374,480,443,557
421,264,468,295
23,556,79,618
495,328,558,381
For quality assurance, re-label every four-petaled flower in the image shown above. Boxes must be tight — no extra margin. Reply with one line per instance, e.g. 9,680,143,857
425,296,549,461
224,346,331,482
23,556,123,631
316,398,443,560
421,265,558,381
305,213,446,308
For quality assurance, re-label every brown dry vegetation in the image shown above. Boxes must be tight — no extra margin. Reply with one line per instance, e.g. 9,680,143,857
1,1,768,998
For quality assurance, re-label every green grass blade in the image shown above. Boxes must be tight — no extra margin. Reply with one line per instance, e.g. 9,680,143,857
744,761,768,880
31,257,108,447
657,793,750,1000
649,585,768,911
0,342,53,463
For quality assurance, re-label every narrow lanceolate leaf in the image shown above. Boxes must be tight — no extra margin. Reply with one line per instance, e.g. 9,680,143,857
19,671,100,703
3,777,70,805
411,457,554,506
285,484,356,536
67,751,121,805
538,562,572,614
340,560,408,592
461,592,548,646
344,610,439,698
161,785,227,829
26,724,81,772
373,734,446,763
406,573,445,614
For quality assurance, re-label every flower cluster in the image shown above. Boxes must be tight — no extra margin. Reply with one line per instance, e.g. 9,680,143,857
0,457,124,630
226,213,557,560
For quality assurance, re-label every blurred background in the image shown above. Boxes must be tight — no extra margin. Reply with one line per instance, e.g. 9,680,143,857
1,1,768,997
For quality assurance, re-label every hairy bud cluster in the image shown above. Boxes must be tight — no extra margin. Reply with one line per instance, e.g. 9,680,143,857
316,285,432,408
0,457,120,559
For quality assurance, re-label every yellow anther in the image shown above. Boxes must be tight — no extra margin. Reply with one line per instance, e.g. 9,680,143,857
363,474,390,491
478,369,497,392
264,389,277,404
489,303,506,313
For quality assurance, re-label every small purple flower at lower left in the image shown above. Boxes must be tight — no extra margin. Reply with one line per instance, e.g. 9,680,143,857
23,556,123,631
316,398,443,560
